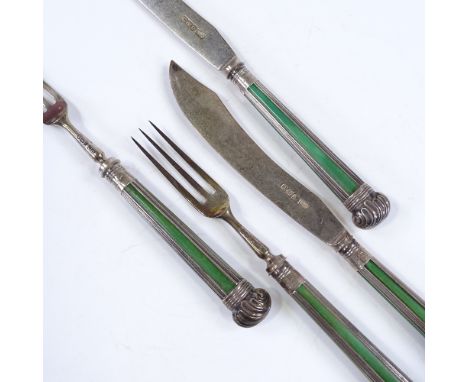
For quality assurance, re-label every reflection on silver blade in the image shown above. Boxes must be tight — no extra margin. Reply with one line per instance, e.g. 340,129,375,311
138,0,236,70
169,61,345,244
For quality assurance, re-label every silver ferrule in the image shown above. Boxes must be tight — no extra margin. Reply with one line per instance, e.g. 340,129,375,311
266,255,305,294
223,57,256,91
99,158,135,192
330,230,371,270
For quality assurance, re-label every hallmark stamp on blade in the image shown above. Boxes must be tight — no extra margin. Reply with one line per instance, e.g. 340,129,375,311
181,15,207,39
280,184,309,209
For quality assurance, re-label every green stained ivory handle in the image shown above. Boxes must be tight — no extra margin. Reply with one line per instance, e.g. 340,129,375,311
270,257,409,382
229,72,391,229
124,182,237,294
360,259,425,334
295,283,408,382
119,181,271,327
332,232,425,334
247,82,360,196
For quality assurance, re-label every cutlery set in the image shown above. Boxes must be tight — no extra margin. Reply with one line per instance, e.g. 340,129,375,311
44,1,424,380
43,81,272,328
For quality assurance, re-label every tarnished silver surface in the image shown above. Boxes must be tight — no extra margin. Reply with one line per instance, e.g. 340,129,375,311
136,0,236,70
125,181,271,328
330,230,372,270
99,158,135,192
125,182,272,327
168,65,425,334
43,82,105,163
344,184,391,229
136,0,390,228
233,73,362,202
223,279,271,328
133,126,410,381
169,61,344,244
232,69,391,230
266,255,305,294
43,81,270,327
231,70,391,230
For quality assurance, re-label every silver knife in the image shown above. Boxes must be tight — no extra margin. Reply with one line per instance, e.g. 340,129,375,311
169,61,425,334
136,0,390,229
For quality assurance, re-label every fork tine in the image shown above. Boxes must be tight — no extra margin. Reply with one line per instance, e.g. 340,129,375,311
132,137,202,209
43,81,55,108
139,128,209,197
149,121,221,190
43,80,67,125
43,81,62,102
43,98,52,108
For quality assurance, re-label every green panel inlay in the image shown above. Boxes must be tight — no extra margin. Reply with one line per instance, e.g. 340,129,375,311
296,284,399,382
365,260,425,322
248,84,358,195
125,184,236,294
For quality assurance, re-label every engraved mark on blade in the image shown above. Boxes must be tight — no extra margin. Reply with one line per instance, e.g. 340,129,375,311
181,15,207,39
280,184,310,209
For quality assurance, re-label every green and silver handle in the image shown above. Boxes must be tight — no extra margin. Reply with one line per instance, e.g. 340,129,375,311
223,214,410,381
331,230,425,334
271,258,410,382
225,59,390,229
119,179,271,327
43,81,271,328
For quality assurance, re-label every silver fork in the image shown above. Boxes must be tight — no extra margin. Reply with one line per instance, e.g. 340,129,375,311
43,81,105,163
132,122,274,263
133,122,411,382
43,81,271,328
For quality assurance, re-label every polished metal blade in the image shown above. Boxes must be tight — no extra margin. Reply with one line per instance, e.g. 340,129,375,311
137,0,236,70
169,61,345,244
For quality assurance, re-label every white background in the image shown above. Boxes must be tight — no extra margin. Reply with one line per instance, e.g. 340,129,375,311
43,0,424,381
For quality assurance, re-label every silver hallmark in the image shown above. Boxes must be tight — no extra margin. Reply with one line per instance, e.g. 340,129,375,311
181,15,207,39
280,183,310,209
169,62,345,245
137,0,391,229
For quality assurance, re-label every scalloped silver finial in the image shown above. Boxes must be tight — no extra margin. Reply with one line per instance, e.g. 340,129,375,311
223,280,271,328
344,184,390,229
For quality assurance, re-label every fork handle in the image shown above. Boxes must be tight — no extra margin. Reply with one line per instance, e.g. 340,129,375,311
222,212,409,380
267,256,410,382
98,160,270,327
227,62,390,229
59,116,105,163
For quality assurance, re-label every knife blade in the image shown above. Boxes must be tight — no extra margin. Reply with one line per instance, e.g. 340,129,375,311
169,61,425,334
136,0,390,229
169,60,344,245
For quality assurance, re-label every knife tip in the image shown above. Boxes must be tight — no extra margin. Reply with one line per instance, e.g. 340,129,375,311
169,60,182,74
